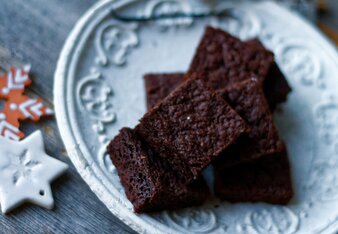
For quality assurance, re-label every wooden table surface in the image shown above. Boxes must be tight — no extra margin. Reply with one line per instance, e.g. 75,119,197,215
0,0,336,233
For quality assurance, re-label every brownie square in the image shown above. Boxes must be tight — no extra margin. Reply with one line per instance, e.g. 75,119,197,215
187,26,240,89
215,78,285,167
144,73,184,109
136,76,249,182
187,26,291,109
214,150,293,204
107,127,210,213
263,62,291,110
246,39,292,110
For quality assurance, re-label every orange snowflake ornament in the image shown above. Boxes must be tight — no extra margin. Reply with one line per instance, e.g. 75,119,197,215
0,65,31,99
0,65,53,141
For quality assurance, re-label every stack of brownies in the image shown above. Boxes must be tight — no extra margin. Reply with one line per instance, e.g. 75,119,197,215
107,26,293,213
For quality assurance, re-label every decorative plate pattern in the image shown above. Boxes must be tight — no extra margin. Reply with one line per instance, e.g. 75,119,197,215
54,0,338,233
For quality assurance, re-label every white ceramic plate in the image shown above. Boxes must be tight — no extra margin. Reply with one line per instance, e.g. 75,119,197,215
54,0,338,233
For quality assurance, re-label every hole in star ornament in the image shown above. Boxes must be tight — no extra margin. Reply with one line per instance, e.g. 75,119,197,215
0,65,53,141
0,130,68,214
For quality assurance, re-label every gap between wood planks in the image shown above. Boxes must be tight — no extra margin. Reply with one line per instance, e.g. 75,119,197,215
0,46,54,108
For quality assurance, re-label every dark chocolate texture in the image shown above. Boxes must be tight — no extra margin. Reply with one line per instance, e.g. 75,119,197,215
107,127,210,213
216,78,285,167
144,73,184,110
136,76,249,182
246,39,291,110
214,150,293,204
187,26,291,109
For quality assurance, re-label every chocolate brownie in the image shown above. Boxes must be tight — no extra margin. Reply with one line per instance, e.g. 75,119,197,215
187,26,240,89
107,127,210,213
144,73,184,109
246,39,291,110
187,26,291,109
264,62,291,110
215,78,285,167
136,75,249,182
221,36,274,84
214,150,293,204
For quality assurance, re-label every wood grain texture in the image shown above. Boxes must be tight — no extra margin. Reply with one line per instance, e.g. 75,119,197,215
0,0,135,233
318,0,338,30
0,0,336,233
317,0,338,46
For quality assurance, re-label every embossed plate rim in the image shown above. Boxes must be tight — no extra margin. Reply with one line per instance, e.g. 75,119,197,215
54,1,167,233
54,0,338,233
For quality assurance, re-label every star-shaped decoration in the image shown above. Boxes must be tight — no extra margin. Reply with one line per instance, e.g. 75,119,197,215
0,130,68,213
0,65,53,141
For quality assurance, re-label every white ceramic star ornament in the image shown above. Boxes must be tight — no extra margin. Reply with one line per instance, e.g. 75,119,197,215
0,130,68,213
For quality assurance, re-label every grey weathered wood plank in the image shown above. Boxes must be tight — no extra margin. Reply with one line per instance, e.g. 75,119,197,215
0,0,336,233
319,0,338,30
0,0,135,233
